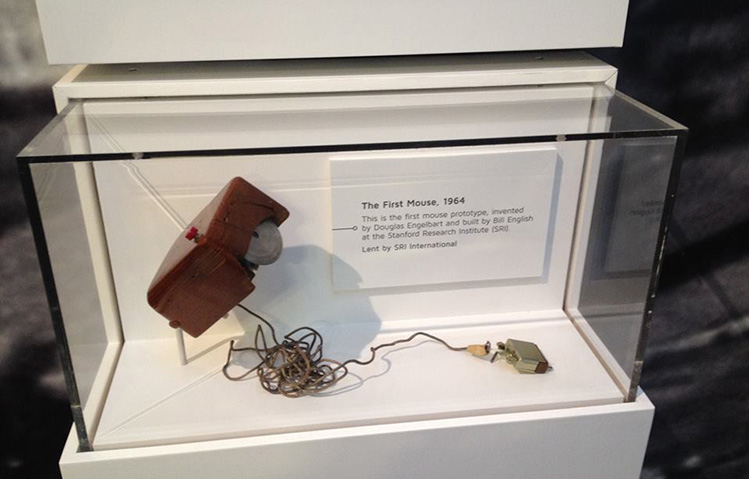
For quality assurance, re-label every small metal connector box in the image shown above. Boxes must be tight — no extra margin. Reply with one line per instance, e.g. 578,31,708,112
504,339,550,374
466,338,551,374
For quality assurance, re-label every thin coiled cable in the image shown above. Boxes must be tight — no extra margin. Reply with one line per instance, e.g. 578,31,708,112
223,304,467,397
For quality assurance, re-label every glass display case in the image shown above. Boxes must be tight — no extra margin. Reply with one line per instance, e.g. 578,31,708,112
19,84,686,453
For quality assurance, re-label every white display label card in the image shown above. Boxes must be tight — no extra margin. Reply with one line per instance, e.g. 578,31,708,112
330,147,558,290
604,141,673,274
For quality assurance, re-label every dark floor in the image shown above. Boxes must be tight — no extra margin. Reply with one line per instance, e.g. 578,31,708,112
591,3,749,475
0,89,73,479
1,1,748,478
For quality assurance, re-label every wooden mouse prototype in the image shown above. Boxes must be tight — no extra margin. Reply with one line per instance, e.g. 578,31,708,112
147,177,289,338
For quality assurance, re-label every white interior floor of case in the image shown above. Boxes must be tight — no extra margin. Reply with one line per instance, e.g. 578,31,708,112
92,313,622,450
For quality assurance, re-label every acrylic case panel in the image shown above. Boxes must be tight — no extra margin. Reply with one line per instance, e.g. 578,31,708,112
565,136,682,401
18,85,686,451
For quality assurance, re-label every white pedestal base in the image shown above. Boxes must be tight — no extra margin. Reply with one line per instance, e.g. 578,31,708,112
60,392,654,479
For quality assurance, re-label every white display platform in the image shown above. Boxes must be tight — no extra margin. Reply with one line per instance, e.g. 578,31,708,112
61,394,654,479
94,315,621,449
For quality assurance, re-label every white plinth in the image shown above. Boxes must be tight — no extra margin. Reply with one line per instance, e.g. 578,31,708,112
61,391,653,479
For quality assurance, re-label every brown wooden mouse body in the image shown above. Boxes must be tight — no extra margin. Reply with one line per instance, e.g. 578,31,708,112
147,177,289,338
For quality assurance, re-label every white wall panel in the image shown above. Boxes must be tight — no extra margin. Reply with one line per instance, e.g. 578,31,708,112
36,0,629,64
